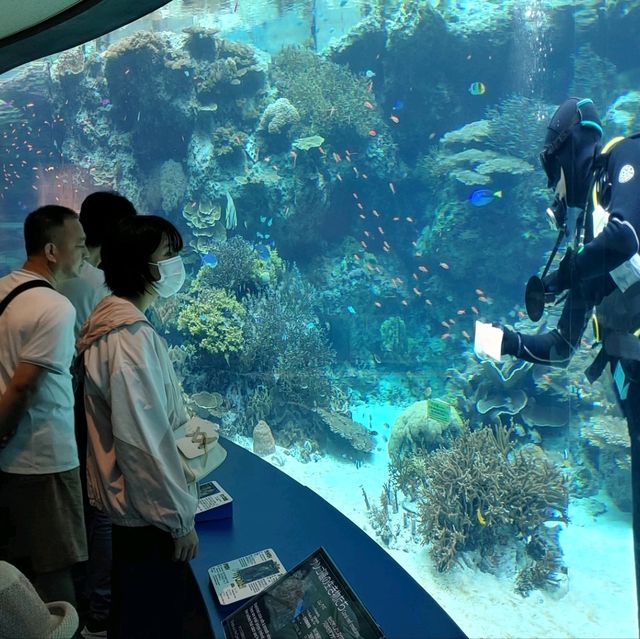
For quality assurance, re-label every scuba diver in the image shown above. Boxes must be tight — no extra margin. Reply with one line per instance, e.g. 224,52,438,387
474,97,640,625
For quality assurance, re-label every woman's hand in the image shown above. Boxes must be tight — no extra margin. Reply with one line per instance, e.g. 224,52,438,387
173,528,199,562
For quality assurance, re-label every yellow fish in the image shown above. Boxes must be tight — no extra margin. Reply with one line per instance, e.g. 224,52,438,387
476,507,487,526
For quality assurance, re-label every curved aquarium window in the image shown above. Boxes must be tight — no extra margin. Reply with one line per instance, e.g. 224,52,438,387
1,1,638,637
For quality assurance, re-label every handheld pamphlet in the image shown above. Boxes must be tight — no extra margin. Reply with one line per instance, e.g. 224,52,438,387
196,480,233,522
223,547,385,639
473,320,504,362
208,548,286,606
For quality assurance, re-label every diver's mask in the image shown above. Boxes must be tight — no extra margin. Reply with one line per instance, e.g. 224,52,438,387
150,255,186,298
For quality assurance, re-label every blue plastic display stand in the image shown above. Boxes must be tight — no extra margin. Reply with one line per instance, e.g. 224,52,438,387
190,437,466,639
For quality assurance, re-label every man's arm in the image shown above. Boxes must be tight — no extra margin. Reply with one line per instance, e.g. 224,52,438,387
0,362,47,441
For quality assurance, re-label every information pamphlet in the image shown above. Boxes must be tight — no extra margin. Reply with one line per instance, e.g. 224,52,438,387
196,480,233,522
223,548,385,639
209,548,287,606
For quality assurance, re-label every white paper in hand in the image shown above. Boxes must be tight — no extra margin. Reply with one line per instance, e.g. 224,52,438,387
474,320,504,362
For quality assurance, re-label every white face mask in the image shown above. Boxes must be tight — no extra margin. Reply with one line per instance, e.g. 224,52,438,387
150,255,185,298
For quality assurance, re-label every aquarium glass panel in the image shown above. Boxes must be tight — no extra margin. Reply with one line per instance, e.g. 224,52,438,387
1,1,638,637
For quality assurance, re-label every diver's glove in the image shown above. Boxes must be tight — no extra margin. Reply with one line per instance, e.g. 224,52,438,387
542,248,575,294
500,326,521,357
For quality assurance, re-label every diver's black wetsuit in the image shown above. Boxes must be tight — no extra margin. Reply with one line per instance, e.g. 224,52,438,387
503,135,640,625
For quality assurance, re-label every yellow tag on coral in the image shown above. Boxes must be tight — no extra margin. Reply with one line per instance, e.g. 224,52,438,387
476,507,487,526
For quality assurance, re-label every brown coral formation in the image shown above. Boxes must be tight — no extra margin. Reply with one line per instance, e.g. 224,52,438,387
313,408,374,453
416,425,568,576
253,419,276,456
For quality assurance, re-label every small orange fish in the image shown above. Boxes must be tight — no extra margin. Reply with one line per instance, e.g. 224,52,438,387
441,333,450,340
364,101,375,109
392,216,400,222
360,240,368,249
353,254,360,261
405,216,414,223
478,296,489,303
425,299,433,306
441,320,450,328
377,226,384,235
357,202,364,210
353,192,359,199
462,330,471,340
353,167,359,177
390,114,400,123
448,318,456,325
389,182,396,194
471,305,479,314
318,146,325,155
373,353,382,364
374,301,382,308
336,174,343,182
475,288,485,296
412,273,419,280
439,262,450,270
372,209,380,217
401,300,409,306
368,129,377,136
364,230,371,237
367,80,374,92
457,309,466,315
413,287,422,296
362,173,368,180
359,214,366,219
332,152,342,162
418,265,428,273
382,245,390,252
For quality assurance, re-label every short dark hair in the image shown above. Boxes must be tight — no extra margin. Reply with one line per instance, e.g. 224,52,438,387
102,215,183,298
80,191,137,248
24,205,78,256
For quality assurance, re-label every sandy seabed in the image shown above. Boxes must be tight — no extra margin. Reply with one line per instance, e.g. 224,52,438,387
231,401,639,638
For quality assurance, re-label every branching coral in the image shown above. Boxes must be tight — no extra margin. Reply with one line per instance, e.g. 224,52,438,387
416,425,568,579
177,287,246,355
240,267,335,405
270,46,380,143
190,236,282,296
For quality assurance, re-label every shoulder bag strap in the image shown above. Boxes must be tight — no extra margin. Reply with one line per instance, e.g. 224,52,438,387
0,280,54,317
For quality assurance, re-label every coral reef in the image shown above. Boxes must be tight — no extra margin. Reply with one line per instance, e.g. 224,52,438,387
177,287,246,356
258,98,300,135
416,425,568,593
388,399,462,461
240,267,335,407
313,408,374,453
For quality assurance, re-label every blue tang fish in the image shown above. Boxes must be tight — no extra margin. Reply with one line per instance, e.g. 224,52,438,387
254,244,271,260
469,189,502,207
468,81,486,96
202,253,218,268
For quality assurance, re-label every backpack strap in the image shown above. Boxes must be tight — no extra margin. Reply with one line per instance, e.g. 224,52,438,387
0,280,54,317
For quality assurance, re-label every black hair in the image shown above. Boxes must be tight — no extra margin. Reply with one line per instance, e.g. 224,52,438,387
101,215,183,298
23,205,78,256
80,191,137,248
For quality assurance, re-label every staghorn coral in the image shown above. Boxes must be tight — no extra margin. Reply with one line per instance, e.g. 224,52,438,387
417,425,568,582
177,287,246,356
258,98,300,135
